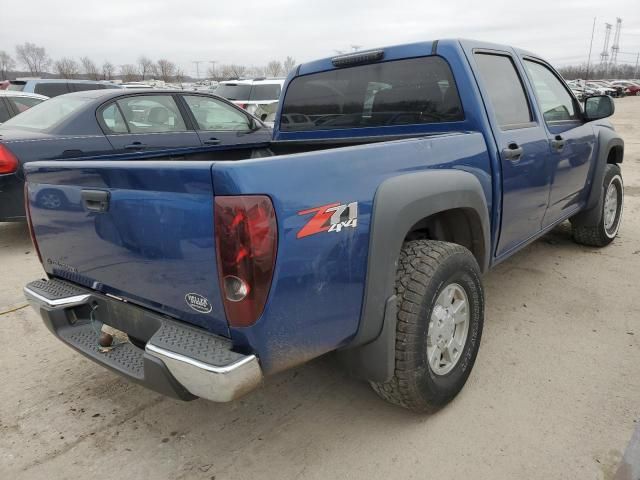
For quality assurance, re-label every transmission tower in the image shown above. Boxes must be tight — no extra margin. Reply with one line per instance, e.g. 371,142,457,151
610,17,622,66
600,23,612,67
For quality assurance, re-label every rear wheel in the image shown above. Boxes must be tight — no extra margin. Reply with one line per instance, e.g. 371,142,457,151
572,164,623,247
370,240,484,412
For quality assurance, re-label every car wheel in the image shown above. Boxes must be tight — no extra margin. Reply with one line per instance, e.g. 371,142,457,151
370,240,484,412
572,163,623,247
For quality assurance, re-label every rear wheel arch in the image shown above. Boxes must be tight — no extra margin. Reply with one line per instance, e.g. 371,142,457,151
340,170,491,382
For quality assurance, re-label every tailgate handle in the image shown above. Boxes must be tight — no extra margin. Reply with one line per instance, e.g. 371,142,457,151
81,190,110,213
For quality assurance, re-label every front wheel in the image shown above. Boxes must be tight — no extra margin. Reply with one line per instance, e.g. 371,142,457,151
572,163,623,247
370,240,484,412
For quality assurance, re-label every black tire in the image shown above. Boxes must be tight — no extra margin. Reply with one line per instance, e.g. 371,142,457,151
370,240,484,412
572,164,623,247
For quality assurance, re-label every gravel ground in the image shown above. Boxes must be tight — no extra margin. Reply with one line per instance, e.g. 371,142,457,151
1,97,639,480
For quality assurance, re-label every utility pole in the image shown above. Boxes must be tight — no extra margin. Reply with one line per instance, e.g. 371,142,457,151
192,60,203,80
585,17,596,85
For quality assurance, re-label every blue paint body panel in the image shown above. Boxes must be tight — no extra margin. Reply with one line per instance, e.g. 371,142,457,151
23,39,607,376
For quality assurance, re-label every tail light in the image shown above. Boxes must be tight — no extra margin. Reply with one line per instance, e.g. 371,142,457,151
235,102,248,109
214,195,277,328
24,184,43,264
0,144,18,174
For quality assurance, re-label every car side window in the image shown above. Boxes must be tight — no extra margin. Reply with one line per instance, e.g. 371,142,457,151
0,101,11,123
34,83,70,97
473,53,532,129
523,60,580,123
9,96,44,113
183,95,251,131
116,95,187,133
100,103,129,134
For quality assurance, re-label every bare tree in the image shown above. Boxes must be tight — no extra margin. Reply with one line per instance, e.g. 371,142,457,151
120,64,139,82
265,60,283,78
220,64,247,79
283,56,296,73
54,57,80,79
0,51,16,80
174,68,185,83
80,56,100,80
102,61,115,80
156,59,176,82
138,55,154,80
15,42,50,75
207,65,219,81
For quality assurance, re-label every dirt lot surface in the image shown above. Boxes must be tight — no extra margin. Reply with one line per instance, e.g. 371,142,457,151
1,98,639,480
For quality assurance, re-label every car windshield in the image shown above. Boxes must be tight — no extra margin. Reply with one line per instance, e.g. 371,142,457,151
214,84,252,100
8,82,25,91
249,84,282,101
1,95,91,131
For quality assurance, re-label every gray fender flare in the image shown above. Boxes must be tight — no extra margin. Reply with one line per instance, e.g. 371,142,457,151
339,169,491,383
572,127,624,227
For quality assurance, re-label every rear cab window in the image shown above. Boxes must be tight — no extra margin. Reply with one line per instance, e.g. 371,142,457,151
279,56,464,132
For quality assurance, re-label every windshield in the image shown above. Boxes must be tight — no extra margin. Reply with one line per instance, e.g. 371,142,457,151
1,95,91,131
214,84,252,100
249,84,281,101
8,82,25,91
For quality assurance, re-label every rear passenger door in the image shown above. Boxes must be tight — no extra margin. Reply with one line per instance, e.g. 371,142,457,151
521,58,597,226
469,50,553,257
99,94,201,156
180,94,271,155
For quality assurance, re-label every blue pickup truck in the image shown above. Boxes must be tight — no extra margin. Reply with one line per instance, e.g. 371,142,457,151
22,39,624,412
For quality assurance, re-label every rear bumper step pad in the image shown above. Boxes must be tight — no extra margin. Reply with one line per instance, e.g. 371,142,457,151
24,278,262,402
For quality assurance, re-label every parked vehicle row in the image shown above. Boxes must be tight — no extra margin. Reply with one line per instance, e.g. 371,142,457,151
567,78,640,100
18,39,624,413
7,79,121,97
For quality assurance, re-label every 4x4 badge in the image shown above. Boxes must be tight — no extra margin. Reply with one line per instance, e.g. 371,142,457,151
297,202,358,239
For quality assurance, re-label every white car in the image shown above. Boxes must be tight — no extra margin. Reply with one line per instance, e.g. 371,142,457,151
214,78,284,125
0,90,48,124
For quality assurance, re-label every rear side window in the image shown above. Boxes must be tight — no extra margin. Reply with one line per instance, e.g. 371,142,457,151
183,95,251,131
280,56,463,131
116,95,187,133
473,53,532,129
8,96,44,113
34,82,71,97
0,101,11,123
249,84,281,101
70,82,106,92
214,84,252,100
100,103,128,133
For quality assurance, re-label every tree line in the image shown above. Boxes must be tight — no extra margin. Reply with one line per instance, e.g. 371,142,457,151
0,42,296,83
557,62,639,81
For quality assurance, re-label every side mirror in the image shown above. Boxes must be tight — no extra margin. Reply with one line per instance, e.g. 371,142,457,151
584,95,615,121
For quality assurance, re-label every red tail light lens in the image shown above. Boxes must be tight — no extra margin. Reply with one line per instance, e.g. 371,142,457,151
235,103,248,109
214,195,277,328
24,183,43,264
0,144,18,174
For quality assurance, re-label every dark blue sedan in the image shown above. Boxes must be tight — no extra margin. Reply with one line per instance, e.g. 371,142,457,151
0,89,272,221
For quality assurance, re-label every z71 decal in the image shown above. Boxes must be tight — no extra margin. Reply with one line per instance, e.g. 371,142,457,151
297,202,358,238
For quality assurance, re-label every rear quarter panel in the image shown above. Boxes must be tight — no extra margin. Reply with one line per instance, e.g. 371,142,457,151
213,133,492,374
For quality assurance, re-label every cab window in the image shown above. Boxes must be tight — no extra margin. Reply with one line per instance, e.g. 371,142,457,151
524,60,580,123
116,95,187,133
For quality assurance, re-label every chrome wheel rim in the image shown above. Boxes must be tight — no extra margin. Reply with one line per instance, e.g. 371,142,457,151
604,177,622,236
427,283,470,376
41,193,61,209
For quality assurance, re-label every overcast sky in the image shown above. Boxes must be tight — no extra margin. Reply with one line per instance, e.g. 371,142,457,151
2,0,639,77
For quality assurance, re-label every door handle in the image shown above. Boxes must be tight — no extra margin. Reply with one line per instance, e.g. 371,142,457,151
203,138,221,145
502,143,523,161
550,135,565,151
124,142,147,150
81,189,110,213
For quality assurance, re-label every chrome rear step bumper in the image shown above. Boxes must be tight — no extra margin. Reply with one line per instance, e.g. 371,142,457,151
24,278,263,402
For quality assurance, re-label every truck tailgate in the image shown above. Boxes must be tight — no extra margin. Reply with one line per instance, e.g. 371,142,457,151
24,161,228,336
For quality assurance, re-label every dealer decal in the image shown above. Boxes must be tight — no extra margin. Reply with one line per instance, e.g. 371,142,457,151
297,202,358,238
185,293,212,313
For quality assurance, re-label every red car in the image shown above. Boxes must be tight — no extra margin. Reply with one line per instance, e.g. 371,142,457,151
614,81,640,96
